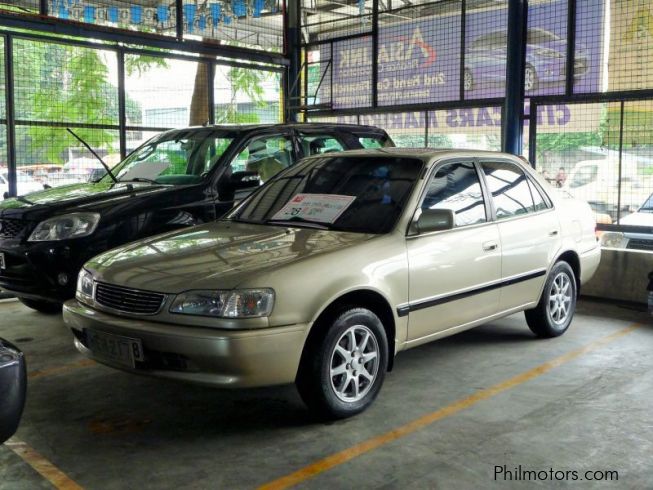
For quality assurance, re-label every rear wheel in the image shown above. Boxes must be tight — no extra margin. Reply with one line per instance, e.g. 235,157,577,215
525,261,576,338
18,297,62,315
296,307,388,419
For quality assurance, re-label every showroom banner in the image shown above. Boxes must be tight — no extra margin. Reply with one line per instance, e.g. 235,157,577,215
329,104,601,135
324,0,605,109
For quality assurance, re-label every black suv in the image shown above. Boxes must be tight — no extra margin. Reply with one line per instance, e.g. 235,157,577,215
0,123,392,312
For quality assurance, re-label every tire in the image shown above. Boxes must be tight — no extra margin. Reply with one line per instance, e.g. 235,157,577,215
296,307,388,419
524,64,539,92
463,69,474,91
18,297,62,315
525,261,577,338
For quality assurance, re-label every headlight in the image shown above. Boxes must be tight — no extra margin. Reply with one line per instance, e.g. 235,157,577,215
600,231,627,249
29,213,100,241
169,289,275,318
76,269,94,304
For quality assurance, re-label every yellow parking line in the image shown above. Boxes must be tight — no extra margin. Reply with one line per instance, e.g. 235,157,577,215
28,359,96,380
4,437,83,490
258,322,643,490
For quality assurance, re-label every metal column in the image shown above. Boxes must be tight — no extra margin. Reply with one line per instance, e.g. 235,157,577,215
501,0,528,155
286,0,301,122
3,36,16,197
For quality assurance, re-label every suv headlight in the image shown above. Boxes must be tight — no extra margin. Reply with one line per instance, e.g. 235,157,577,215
600,231,627,249
170,289,275,318
29,213,100,241
76,269,94,304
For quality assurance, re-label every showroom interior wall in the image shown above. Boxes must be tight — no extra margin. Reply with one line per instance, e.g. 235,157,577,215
0,0,286,196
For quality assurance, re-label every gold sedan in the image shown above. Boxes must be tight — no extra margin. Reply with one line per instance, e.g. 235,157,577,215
64,149,601,418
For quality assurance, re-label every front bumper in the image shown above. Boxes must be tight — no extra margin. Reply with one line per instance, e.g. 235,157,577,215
0,239,98,302
63,300,310,388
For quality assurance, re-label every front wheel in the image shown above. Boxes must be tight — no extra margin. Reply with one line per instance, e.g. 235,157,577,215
18,297,62,314
296,307,388,419
525,261,577,338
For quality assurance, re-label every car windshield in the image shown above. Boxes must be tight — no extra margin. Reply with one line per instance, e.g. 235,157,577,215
229,155,423,234
640,194,653,212
101,130,235,185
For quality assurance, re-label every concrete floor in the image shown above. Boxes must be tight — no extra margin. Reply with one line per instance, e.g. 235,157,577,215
0,298,651,489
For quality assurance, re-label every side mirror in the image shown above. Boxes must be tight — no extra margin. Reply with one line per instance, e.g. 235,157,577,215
0,339,27,444
413,208,455,234
230,171,261,190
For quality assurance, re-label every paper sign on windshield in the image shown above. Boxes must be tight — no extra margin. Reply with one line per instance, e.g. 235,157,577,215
271,194,356,224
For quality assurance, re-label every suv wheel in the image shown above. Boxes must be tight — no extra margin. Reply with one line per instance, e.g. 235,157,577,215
296,307,388,419
525,261,577,338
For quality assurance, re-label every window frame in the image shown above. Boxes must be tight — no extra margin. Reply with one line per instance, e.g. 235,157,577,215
408,157,493,237
478,158,555,223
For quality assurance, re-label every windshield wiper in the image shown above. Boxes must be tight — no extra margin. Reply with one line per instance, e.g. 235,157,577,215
120,177,160,185
265,217,330,230
66,128,118,184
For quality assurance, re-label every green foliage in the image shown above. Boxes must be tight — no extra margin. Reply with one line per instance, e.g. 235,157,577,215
215,68,273,124
536,132,603,159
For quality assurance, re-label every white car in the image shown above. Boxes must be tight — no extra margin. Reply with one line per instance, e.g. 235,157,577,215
0,170,45,197
601,192,653,251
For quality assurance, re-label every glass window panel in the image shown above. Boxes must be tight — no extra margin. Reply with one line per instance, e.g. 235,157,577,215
482,161,536,219
125,55,204,129
214,66,281,124
13,39,119,125
422,161,486,227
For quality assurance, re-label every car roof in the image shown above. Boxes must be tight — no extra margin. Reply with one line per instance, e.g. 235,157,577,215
302,147,526,166
157,123,388,140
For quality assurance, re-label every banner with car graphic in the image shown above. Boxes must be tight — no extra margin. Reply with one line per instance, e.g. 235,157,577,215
324,0,605,109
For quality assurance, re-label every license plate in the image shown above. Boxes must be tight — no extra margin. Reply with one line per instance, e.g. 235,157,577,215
0,252,5,270
85,330,143,368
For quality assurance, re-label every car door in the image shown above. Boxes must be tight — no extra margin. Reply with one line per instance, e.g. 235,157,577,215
406,160,502,342
479,160,561,311
214,133,296,216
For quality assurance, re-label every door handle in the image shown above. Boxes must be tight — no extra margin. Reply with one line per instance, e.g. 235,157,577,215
482,241,498,252
549,230,559,237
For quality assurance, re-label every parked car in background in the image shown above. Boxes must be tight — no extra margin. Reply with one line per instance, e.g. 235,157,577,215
0,169,46,198
0,338,26,444
0,124,392,313
64,149,600,418
562,159,650,220
600,192,653,251
464,27,588,92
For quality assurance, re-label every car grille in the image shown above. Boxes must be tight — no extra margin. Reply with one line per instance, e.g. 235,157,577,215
94,282,166,315
0,219,27,239
626,239,653,252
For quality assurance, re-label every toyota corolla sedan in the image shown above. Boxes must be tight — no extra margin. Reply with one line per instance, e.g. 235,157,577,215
63,149,600,418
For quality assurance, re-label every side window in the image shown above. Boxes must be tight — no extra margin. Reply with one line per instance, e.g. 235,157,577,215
422,162,487,227
527,178,551,211
230,136,294,183
300,134,344,156
359,135,392,148
481,161,535,219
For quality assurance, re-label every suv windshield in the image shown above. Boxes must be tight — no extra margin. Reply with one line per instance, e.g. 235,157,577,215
102,131,234,185
230,155,423,234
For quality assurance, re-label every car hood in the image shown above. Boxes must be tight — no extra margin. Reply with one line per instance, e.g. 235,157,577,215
0,182,171,220
87,221,376,293
621,211,653,227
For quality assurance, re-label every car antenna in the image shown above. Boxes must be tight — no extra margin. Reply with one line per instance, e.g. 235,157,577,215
66,128,118,183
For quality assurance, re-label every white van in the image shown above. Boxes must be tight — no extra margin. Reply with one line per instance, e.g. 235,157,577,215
563,158,650,219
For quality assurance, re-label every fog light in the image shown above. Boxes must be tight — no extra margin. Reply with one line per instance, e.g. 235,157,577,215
57,273,69,286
